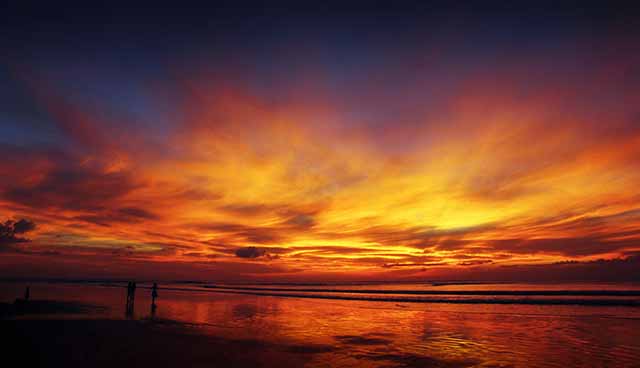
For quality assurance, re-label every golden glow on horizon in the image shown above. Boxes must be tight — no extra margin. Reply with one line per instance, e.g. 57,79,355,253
2,64,640,281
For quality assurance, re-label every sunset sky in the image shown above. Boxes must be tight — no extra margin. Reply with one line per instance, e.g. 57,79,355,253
2,3,640,281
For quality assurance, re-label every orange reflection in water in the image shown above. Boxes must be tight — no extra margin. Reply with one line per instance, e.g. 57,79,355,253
3,282,639,367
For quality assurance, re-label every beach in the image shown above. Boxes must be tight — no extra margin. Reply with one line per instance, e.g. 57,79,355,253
4,319,347,368
4,3,640,366
2,300,474,367
2,281,640,367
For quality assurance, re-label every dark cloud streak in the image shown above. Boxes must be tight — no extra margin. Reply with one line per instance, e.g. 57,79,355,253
0,218,36,249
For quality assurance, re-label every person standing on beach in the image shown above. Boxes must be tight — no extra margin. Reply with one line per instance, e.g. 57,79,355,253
131,281,137,309
151,282,159,317
126,282,133,315
126,281,137,316
151,283,158,306
24,286,30,301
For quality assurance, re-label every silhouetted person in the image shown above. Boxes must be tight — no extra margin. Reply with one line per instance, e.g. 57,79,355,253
151,283,158,305
151,282,159,318
131,281,137,308
24,286,30,301
126,282,132,316
125,281,136,317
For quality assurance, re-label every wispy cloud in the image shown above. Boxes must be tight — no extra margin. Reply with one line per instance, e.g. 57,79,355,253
1,35,640,281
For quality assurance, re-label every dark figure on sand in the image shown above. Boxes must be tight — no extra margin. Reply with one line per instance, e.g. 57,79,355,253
126,281,137,317
151,283,159,317
126,282,131,316
24,286,30,301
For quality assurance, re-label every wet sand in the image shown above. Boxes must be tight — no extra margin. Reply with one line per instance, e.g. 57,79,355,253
3,282,639,367
4,319,329,368
2,301,472,368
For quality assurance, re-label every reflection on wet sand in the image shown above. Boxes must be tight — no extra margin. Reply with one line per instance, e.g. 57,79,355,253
2,282,640,367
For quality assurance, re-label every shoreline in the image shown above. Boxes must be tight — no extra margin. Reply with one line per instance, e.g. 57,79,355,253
3,294,639,368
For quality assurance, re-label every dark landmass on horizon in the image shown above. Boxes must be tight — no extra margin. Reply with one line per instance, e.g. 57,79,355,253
2,255,639,284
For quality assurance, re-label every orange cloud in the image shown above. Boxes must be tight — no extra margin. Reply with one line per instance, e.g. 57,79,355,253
2,45,640,281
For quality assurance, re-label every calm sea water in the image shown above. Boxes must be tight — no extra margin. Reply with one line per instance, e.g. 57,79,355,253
2,281,640,367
